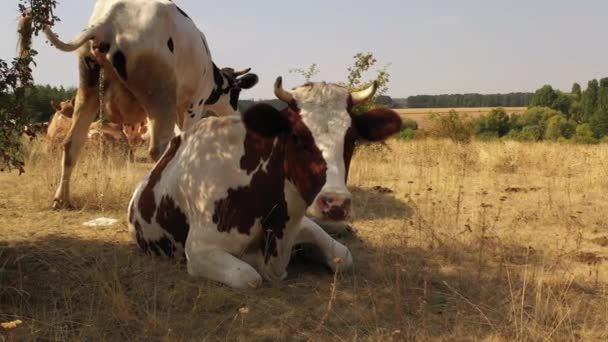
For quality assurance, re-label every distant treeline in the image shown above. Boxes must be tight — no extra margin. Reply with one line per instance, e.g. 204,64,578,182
393,93,533,108
239,93,534,110
0,84,76,123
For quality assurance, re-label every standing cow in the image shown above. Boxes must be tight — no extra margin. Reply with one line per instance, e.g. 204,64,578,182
18,0,259,209
128,78,402,288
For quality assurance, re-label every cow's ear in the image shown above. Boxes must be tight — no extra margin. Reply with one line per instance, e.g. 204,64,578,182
238,73,259,90
353,108,402,141
242,103,290,137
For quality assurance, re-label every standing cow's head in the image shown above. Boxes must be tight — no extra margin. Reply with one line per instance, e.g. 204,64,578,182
203,64,259,117
271,78,402,223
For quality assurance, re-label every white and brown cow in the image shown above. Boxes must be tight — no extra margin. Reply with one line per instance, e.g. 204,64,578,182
127,78,402,288
19,0,258,209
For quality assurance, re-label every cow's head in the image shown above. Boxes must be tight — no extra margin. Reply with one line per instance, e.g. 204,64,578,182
204,64,259,117
245,77,402,222
50,98,75,118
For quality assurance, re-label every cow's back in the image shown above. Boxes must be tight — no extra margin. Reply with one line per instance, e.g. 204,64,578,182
128,116,260,258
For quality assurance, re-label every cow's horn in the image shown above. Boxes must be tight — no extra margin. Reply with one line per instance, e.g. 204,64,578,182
351,81,378,105
274,77,294,103
233,68,251,77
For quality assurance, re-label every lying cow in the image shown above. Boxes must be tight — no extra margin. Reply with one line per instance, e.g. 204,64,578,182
127,78,402,288
19,0,259,209
47,98,131,150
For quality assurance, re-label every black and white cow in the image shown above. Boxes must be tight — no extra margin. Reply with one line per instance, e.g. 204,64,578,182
127,78,402,288
22,0,258,209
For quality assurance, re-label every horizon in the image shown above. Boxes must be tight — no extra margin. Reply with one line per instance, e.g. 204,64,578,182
1,0,606,99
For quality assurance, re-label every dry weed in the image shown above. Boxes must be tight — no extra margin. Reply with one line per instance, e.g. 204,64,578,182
1,138,607,341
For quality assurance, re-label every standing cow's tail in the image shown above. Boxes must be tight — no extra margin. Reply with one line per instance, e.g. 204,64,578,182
17,12,33,59
44,24,98,52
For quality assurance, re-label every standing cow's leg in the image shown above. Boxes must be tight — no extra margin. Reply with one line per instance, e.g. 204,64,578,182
121,52,177,161
186,244,263,289
295,217,353,272
53,56,100,209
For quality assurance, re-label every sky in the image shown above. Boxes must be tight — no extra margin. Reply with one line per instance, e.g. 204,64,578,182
1,0,607,100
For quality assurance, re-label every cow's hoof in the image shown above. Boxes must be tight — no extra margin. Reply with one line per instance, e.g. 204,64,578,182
52,198,73,210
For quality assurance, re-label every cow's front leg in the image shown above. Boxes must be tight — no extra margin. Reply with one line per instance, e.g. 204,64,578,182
53,89,98,209
296,217,353,272
185,243,262,289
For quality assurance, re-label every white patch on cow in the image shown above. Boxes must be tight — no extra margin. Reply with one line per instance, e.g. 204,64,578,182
290,83,352,218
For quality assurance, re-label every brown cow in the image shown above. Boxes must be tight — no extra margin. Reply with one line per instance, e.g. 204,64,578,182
46,99,130,151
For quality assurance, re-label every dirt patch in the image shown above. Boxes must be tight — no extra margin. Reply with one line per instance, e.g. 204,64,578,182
591,236,608,247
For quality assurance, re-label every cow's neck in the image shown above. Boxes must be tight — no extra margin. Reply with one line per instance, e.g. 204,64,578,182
204,63,236,116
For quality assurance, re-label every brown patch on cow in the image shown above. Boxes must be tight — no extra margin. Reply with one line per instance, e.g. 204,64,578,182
156,195,190,249
284,108,327,205
138,136,182,223
213,130,289,262
240,130,276,174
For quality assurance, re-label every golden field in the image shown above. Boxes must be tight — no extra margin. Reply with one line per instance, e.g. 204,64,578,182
396,107,527,129
1,138,608,341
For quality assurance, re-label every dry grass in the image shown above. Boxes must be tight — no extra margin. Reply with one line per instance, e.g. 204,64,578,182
1,138,608,341
396,107,527,129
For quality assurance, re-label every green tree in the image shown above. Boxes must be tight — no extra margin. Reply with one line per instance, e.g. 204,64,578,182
472,108,510,137
1,0,59,173
530,85,558,108
582,79,599,122
573,123,598,144
344,52,391,113
544,115,576,140
289,63,320,83
598,77,608,112
552,92,572,115
589,108,608,138
571,83,582,99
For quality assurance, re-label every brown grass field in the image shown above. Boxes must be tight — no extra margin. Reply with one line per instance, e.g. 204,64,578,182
1,138,608,341
396,107,528,129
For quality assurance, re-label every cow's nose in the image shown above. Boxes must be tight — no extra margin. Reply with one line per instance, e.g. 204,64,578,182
317,193,352,221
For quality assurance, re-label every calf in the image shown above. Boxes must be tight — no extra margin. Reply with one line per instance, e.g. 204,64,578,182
19,0,258,209
47,99,131,151
127,78,402,288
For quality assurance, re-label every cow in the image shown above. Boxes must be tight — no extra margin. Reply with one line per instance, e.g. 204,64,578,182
47,99,131,150
18,0,259,209
122,121,148,147
127,78,402,288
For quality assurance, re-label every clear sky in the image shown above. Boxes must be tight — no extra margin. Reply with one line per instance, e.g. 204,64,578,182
1,0,606,99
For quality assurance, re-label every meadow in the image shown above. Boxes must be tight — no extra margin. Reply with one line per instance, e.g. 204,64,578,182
1,137,607,341
396,107,527,130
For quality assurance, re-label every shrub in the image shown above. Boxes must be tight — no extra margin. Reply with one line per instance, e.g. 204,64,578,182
428,110,472,143
544,115,576,140
395,128,417,140
506,125,543,142
589,109,608,138
472,108,510,137
401,117,418,131
572,123,599,144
